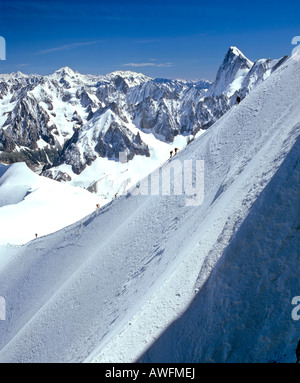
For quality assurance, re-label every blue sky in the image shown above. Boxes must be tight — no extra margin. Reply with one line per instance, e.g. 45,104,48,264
0,0,299,80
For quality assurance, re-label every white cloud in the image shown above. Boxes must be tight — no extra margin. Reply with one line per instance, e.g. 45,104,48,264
122,62,173,68
35,40,102,55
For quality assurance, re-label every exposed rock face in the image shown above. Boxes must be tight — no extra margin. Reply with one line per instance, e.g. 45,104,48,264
2,97,57,149
94,123,150,160
207,46,254,98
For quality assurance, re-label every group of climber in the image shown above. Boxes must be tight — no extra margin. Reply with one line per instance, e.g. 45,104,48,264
170,147,179,158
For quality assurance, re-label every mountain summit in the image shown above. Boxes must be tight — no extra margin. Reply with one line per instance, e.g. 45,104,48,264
207,46,254,97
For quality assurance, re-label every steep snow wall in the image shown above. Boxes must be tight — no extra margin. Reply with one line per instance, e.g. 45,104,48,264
139,135,300,363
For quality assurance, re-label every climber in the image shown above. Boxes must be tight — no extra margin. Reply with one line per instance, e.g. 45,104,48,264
236,95,241,104
174,147,179,155
170,150,173,158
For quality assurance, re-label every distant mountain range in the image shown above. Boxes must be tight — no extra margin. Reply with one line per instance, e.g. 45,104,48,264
0,47,288,199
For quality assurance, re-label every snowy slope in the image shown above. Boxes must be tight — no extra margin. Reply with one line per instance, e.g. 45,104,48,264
0,55,299,363
92,55,300,364
0,162,102,245
138,134,300,363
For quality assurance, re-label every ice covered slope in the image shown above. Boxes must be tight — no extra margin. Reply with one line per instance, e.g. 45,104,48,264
0,162,102,245
0,55,299,363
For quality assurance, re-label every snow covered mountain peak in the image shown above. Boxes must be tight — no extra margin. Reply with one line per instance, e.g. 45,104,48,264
13,71,29,78
5,70,28,78
103,70,152,88
106,70,150,78
228,46,252,61
207,46,254,97
53,66,78,77
0,71,32,84
49,66,89,86
222,46,253,70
